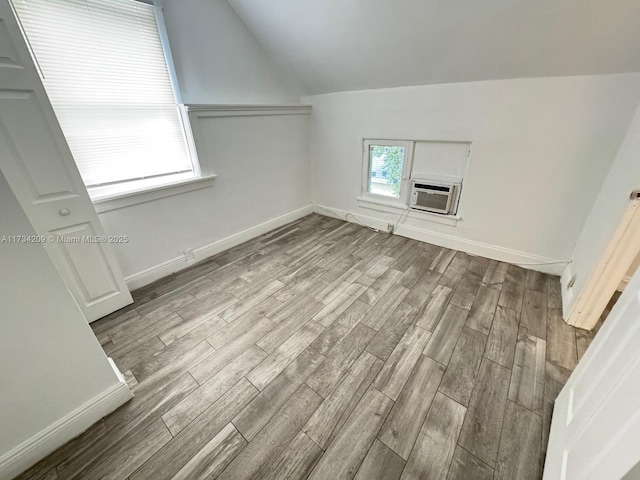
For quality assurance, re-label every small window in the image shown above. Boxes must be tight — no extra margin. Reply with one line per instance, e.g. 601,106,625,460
13,0,198,194
363,140,412,202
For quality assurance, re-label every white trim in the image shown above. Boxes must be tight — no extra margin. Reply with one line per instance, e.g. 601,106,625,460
357,195,460,227
151,0,181,103
186,105,312,118
178,104,202,177
314,204,565,275
124,205,314,289
151,1,202,178
0,375,131,480
92,175,216,213
564,199,640,329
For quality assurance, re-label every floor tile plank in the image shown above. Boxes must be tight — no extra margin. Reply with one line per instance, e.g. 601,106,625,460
233,347,325,441
439,252,470,289
508,333,546,414
404,270,442,308
261,431,324,480
378,355,445,459
429,248,457,274
354,439,405,480
59,418,171,480
190,318,273,385
498,265,526,312
494,401,543,480
546,307,578,370
423,305,469,366
361,284,410,330
482,260,508,290
255,299,325,354
161,344,267,436
170,423,246,480
306,322,376,397
374,325,432,400
304,351,383,449
415,285,453,331
520,288,548,340
458,358,511,467
310,299,371,355
446,446,494,480
308,387,393,480
247,320,325,390
129,378,258,480
218,385,323,480
484,305,519,368
131,317,227,382
465,285,500,335
400,392,466,480
526,270,548,293
439,327,487,406
450,270,482,310
366,302,419,361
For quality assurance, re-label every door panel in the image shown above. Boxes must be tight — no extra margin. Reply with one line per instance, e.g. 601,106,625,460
545,267,640,479
50,222,122,305
0,91,78,197
0,0,132,321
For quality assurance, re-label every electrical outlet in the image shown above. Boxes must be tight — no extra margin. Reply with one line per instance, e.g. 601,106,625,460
387,223,394,234
184,248,196,263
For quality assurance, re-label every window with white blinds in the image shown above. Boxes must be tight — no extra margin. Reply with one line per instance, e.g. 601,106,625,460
13,0,195,188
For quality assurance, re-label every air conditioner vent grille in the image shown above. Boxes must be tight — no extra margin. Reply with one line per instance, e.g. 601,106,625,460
409,179,460,215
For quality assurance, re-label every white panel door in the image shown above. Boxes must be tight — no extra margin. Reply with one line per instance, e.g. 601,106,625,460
0,0,132,322
544,260,640,478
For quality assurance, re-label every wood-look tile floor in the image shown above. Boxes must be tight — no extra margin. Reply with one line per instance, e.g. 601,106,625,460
17,214,596,480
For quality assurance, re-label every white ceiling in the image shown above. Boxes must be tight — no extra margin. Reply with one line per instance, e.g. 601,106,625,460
226,0,640,95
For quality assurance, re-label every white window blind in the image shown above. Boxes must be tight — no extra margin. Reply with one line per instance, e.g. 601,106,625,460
13,0,193,187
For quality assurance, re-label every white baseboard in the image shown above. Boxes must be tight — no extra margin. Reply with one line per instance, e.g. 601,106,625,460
125,205,314,290
0,372,132,480
314,204,566,276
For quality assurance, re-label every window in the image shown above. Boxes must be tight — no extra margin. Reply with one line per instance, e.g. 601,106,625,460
13,0,197,193
362,140,412,202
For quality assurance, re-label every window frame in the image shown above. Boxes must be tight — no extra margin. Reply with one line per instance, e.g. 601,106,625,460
147,0,202,181
361,139,414,205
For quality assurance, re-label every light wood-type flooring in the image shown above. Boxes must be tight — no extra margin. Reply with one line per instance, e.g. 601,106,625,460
17,214,596,480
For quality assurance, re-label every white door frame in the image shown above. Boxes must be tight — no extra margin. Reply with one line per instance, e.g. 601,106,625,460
565,197,640,330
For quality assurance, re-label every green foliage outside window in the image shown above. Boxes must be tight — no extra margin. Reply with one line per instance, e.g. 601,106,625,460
371,145,404,196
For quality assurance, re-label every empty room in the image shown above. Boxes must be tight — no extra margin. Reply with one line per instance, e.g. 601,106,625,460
3,0,640,479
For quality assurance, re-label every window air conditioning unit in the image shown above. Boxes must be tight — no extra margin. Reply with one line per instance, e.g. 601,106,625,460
409,178,461,215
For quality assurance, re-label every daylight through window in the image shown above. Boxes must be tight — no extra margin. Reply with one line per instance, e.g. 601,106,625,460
13,0,195,189
367,144,406,198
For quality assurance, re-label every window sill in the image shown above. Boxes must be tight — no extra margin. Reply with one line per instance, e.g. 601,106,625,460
91,175,216,213
357,195,460,227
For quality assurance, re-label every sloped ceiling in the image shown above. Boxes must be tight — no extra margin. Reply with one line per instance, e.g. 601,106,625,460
226,0,640,95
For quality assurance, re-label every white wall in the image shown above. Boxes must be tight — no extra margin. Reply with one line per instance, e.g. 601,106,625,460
162,0,304,105
0,172,129,479
562,103,640,314
98,112,311,283
305,74,640,273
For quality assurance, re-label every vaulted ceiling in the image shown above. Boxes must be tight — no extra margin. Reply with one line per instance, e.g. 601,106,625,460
227,0,640,95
